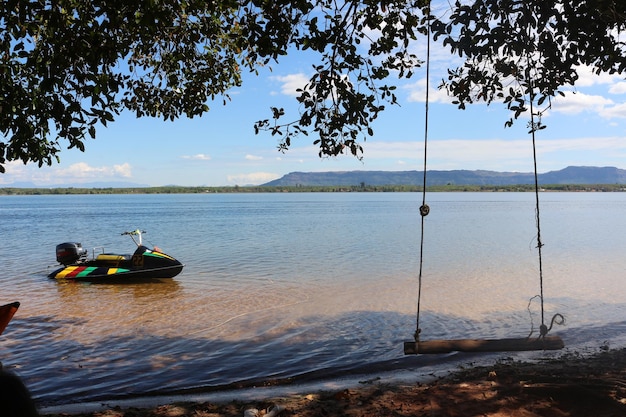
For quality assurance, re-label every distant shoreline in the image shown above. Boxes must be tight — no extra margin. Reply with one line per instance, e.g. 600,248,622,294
1,183,625,195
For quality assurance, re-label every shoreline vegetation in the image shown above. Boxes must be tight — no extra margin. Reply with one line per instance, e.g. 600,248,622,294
40,346,626,417
1,183,626,195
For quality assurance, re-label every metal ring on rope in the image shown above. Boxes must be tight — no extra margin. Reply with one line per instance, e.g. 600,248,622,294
420,204,430,217
540,313,566,337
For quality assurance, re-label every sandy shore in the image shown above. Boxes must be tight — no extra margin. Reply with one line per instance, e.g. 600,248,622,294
41,347,626,417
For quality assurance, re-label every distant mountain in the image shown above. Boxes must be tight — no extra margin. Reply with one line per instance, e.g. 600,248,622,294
262,166,626,187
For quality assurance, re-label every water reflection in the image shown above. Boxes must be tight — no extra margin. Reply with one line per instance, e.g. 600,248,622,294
54,278,182,300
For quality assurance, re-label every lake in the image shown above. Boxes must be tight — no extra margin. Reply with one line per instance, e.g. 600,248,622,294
1,192,625,407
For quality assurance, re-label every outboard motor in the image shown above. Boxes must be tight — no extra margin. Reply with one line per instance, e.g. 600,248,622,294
56,242,88,266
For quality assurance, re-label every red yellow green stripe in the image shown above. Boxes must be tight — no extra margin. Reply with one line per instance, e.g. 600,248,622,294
54,266,83,278
144,250,175,261
53,266,130,279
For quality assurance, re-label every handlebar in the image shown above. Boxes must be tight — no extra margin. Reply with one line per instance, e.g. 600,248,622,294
121,229,146,246
121,229,146,236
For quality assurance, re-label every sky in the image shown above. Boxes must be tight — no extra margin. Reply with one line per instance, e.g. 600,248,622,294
3,17,626,187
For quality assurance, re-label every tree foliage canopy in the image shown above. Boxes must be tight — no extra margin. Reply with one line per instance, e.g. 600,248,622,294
430,1,626,130
1,0,625,173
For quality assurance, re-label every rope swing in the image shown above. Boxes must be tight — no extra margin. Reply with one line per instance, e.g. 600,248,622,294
404,4,564,355
527,64,565,340
412,0,432,345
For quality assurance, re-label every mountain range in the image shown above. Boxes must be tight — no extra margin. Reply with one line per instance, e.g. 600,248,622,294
262,166,626,187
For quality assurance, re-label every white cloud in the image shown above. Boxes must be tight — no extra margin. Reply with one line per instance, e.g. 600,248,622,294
0,161,29,184
599,102,626,119
551,92,614,116
360,136,626,172
245,154,263,161
2,161,134,185
401,63,626,122
609,82,626,95
535,136,625,152
182,154,211,160
405,77,454,104
272,72,359,102
552,66,626,119
551,91,626,120
573,66,622,88
227,172,280,185
272,73,309,97
55,162,132,179
362,141,422,159
428,139,534,170
112,163,132,178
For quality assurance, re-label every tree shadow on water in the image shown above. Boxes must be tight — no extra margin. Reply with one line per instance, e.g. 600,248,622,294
0,304,620,408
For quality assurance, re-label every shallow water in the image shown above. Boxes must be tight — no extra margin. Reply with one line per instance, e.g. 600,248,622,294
0,192,625,406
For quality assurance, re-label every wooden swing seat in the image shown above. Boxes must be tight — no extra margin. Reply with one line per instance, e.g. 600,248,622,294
404,335,564,354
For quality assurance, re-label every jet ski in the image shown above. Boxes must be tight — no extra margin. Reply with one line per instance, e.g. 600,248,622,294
48,230,184,282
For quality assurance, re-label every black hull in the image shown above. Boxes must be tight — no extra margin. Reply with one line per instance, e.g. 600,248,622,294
48,264,183,282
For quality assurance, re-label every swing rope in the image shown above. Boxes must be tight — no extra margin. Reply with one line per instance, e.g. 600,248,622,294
528,77,547,335
527,67,565,338
414,3,432,343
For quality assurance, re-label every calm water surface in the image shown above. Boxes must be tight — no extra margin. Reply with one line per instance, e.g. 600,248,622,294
0,192,625,406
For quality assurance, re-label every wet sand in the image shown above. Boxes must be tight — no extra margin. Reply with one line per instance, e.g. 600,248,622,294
41,347,626,417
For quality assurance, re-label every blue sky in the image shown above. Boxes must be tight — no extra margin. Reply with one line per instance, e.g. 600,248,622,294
3,31,626,187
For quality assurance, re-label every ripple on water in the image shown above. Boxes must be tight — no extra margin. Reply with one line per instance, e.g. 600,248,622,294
1,192,625,406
